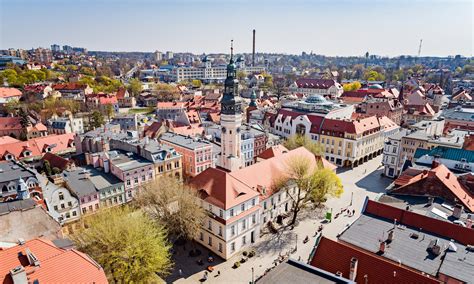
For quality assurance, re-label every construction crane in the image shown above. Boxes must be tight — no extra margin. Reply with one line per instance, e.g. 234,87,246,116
418,39,423,57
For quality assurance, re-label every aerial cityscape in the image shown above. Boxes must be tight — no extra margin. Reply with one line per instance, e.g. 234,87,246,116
0,0,473,283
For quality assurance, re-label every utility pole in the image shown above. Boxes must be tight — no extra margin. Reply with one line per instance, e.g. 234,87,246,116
418,39,423,58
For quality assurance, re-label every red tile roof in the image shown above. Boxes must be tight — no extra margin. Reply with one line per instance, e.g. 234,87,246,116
0,136,20,145
257,145,289,160
41,152,73,171
99,96,118,105
190,167,260,209
0,87,22,99
0,238,108,284
392,164,474,212
364,199,474,245
310,237,440,284
52,83,88,91
191,147,336,208
0,117,22,132
115,88,127,99
0,133,75,161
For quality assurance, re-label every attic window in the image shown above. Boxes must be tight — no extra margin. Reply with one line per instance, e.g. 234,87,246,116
5,154,13,161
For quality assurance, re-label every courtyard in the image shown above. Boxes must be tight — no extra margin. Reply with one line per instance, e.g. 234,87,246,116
168,155,391,284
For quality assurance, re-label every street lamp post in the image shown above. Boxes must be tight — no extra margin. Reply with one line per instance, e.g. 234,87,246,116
295,234,298,252
251,267,254,284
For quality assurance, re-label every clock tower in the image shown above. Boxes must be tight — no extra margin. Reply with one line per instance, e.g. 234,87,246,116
220,40,243,171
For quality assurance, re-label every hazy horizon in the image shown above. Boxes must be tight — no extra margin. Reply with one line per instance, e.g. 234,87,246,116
1,0,472,57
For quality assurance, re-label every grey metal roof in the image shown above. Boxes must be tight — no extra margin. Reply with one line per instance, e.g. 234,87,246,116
87,167,123,190
0,199,36,215
339,214,474,283
160,132,211,150
258,259,354,284
62,168,98,198
0,161,35,183
442,108,474,122
108,151,152,172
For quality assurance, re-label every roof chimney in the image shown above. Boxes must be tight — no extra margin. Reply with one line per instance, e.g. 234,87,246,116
9,266,27,284
25,248,40,266
378,241,385,254
387,230,394,243
431,160,439,169
446,172,451,179
349,257,358,281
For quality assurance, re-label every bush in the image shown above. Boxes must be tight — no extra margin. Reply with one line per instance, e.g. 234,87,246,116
233,261,240,268
242,251,248,256
248,250,255,258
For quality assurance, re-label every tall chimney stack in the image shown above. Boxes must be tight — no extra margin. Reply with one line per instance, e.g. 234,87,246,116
252,29,256,66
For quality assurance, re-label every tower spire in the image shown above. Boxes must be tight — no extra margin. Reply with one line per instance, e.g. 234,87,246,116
230,39,234,61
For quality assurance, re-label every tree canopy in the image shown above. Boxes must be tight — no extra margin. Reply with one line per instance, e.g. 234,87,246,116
137,176,206,241
342,81,362,92
275,156,343,225
283,134,324,156
127,78,143,96
153,83,180,102
72,206,173,283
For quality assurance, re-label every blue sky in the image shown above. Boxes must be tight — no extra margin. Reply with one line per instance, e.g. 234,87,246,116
1,0,472,56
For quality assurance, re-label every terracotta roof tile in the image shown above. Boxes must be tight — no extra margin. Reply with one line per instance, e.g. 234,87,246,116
0,238,108,284
0,87,22,99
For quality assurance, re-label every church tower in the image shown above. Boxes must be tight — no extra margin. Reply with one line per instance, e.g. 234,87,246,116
220,41,243,171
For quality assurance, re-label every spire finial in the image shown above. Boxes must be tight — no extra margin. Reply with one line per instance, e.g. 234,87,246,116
230,39,234,60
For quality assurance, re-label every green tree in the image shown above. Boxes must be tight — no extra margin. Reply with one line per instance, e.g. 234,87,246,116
191,79,202,88
138,176,206,242
127,78,143,96
283,134,324,156
237,70,247,81
43,160,52,176
90,111,104,128
72,206,172,282
18,108,30,128
275,156,343,225
153,83,180,102
104,104,114,121
342,81,362,92
364,70,385,81
3,99,20,115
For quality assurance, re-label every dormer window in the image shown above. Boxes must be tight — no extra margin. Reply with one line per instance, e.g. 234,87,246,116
23,150,32,157
5,154,13,161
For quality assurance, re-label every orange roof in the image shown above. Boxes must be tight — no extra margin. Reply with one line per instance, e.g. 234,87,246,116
0,238,108,284
156,101,186,109
0,117,22,131
232,147,336,201
257,145,289,160
52,83,88,91
191,147,336,208
171,124,204,137
186,110,201,124
0,87,22,99
26,122,47,132
393,164,474,212
0,136,20,145
190,167,260,209
99,96,118,105
0,133,75,161
377,116,398,131
310,237,440,284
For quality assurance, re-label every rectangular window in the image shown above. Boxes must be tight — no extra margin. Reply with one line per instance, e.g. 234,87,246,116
200,232,203,241
134,177,138,184
231,225,235,236
72,211,77,216
242,220,246,230
230,209,234,216
252,198,255,206
241,203,245,211
219,209,223,218
54,205,58,211
252,214,256,224
59,192,64,200
208,236,212,246
218,243,223,252
231,242,235,252
208,220,212,230
242,236,246,245
61,203,65,209
219,226,222,236
264,202,267,210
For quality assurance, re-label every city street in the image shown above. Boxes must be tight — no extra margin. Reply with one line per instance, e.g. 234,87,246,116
170,155,392,283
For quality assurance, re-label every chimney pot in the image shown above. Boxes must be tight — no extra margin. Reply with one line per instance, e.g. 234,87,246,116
446,172,451,179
